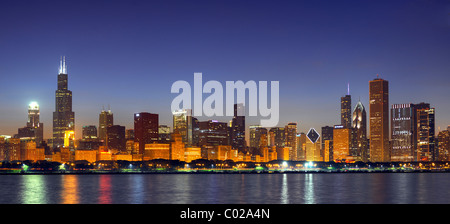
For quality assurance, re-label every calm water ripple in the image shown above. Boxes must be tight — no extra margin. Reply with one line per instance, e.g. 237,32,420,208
1,173,450,204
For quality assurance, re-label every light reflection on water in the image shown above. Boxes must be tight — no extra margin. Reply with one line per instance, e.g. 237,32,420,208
61,175,79,204
1,173,450,204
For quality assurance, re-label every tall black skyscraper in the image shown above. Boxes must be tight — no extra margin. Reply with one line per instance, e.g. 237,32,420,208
231,103,246,153
341,84,352,129
52,57,75,148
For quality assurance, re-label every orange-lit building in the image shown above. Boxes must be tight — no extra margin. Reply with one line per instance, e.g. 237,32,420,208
184,147,201,162
75,150,97,163
144,143,170,160
333,126,351,161
170,132,185,161
369,77,390,162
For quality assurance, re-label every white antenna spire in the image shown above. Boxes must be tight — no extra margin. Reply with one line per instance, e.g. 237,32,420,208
347,83,350,95
59,56,67,74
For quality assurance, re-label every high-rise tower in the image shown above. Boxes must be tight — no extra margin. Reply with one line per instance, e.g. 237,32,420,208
52,57,75,148
352,101,368,162
231,103,246,153
99,108,114,142
415,102,435,161
369,76,389,162
341,83,352,129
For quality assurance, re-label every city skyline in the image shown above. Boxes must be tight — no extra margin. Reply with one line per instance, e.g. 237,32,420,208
1,0,449,140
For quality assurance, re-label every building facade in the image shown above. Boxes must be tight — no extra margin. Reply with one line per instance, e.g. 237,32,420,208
369,77,389,162
52,57,75,148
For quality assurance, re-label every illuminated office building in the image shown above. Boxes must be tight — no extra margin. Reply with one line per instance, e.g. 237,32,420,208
53,56,75,149
144,143,170,160
82,125,97,139
249,125,268,156
306,128,321,161
285,123,298,161
369,77,389,162
437,130,450,161
173,109,193,146
353,101,368,162
17,102,44,147
64,130,75,149
158,125,171,143
333,125,351,161
321,126,334,161
415,103,435,161
198,120,229,146
391,104,417,162
269,127,286,148
107,125,126,152
170,132,185,161
134,112,159,155
99,109,113,142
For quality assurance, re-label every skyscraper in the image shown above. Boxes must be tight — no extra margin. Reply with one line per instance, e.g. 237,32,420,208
369,77,389,162
249,125,268,155
416,103,435,161
99,109,114,142
173,109,193,146
352,101,368,162
82,125,97,140
321,126,334,161
52,57,75,149
134,112,159,155
341,87,352,129
437,130,450,161
17,102,44,147
391,103,417,162
285,123,298,161
231,103,246,152
333,125,351,161
198,120,229,146
106,125,126,152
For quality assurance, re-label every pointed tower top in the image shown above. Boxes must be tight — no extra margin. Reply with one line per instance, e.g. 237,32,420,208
347,83,350,95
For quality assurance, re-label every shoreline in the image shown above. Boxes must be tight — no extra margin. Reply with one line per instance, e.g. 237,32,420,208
2,169,449,175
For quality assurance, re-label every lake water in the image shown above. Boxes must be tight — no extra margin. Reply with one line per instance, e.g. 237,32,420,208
1,173,449,204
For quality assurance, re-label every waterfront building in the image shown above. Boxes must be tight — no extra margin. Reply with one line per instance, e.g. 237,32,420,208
53,57,75,149
415,103,436,161
144,143,170,160
185,147,202,163
75,150,97,163
170,132,185,161
333,125,351,161
321,126,334,161
341,89,352,128
231,104,246,152
158,125,171,143
134,112,159,155
99,109,113,142
285,123,298,161
437,130,450,161
17,102,44,147
198,120,229,146
369,77,389,162
173,109,193,146
353,101,368,162
269,127,286,147
107,125,126,153
391,103,417,162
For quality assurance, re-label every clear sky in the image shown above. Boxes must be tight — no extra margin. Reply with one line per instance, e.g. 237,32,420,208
0,0,449,139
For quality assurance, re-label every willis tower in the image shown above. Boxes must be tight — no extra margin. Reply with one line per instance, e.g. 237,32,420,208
52,56,75,148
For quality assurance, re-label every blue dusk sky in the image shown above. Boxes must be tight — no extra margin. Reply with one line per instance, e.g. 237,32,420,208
0,0,449,139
